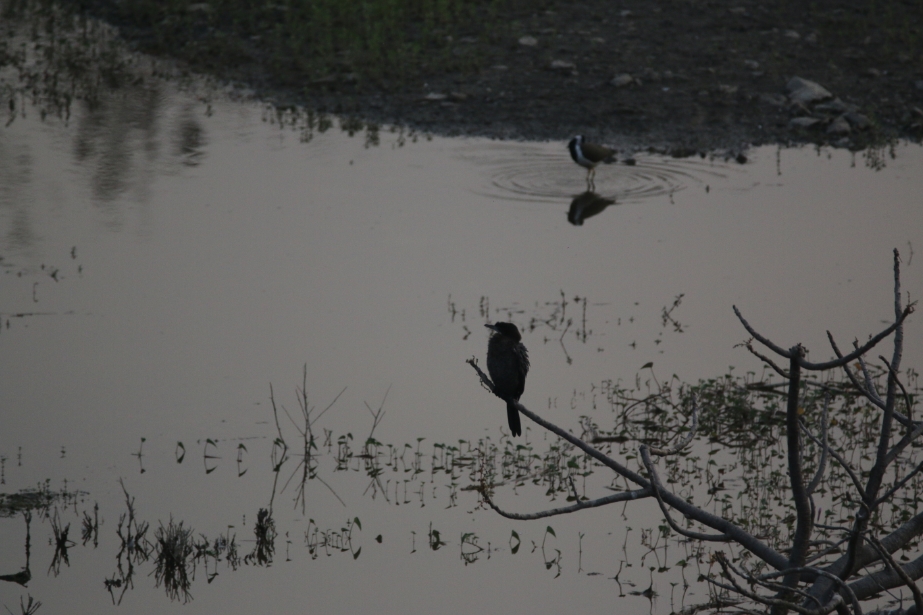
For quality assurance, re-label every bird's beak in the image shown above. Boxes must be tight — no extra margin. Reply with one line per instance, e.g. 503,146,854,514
484,323,498,332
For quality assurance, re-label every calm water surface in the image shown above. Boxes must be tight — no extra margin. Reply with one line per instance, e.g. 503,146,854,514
1,83,920,613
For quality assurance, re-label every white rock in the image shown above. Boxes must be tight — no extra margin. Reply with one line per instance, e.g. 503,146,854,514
518,36,538,47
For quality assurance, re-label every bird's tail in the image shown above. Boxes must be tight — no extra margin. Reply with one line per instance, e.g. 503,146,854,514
507,401,522,437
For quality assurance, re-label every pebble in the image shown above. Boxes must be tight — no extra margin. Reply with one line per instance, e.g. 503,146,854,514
611,73,634,87
550,60,576,70
518,36,538,47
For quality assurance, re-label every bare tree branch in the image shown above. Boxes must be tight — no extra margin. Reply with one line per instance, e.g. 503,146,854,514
712,553,848,615
481,487,650,520
867,535,923,615
743,340,791,378
805,393,830,497
848,550,923,602
649,394,699,456
640,445,732,541
827,332,887,411
880,355,916,424
779,346,815,612
806,512,923,605
801,423,865,497
736,305,915,372
874,458,923,508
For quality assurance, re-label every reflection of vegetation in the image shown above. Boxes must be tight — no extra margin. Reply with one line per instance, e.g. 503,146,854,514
305,517,361,560
428,522,446,551
47,509,74,577
449,291,606,364
106,480,152,605
244,508,277,566
9,594,41,615
153,518,195,603
0,483,59,517
0,2,137,122
0,511,32,587
269,366,347,513
80,502,99,547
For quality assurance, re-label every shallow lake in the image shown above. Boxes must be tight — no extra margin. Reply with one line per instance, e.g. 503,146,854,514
1,80,920,614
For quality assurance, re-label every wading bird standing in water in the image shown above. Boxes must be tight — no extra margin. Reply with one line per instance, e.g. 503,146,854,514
568,135,616,187
485,322,530,437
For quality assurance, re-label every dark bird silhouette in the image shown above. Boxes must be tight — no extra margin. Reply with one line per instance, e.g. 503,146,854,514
567,135,616,187
485,322,530,437
568,190,616,225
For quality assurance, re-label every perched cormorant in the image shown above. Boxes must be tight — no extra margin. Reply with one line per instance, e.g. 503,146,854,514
485,322,530,437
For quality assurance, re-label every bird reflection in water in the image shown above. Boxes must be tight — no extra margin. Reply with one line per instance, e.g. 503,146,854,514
567,191,616,226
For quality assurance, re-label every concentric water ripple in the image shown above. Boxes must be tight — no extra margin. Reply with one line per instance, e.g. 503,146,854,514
457,141,736,205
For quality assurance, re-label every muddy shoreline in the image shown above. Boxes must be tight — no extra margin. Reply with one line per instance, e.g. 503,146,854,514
57,1,923,154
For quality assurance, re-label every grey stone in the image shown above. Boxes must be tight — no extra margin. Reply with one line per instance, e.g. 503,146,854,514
760,93,787,106
785,77,832,105
518,36,538,47
827,115,851,134
844,111,871,130
814,98,858,114
789,117,821,129
550,60,576,70
611,73,635,87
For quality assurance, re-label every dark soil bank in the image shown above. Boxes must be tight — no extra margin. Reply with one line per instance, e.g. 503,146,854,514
81,0,923,154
